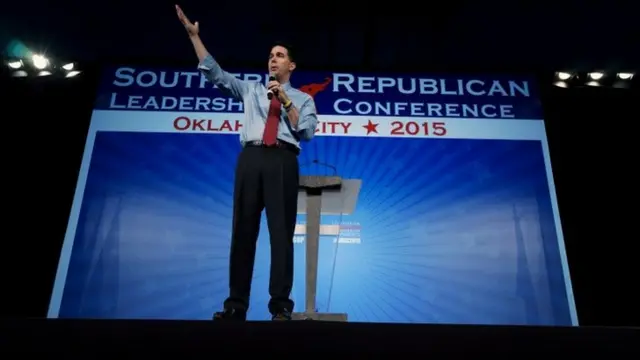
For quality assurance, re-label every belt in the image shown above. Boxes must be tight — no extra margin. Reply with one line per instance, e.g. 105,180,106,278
244,140,300,156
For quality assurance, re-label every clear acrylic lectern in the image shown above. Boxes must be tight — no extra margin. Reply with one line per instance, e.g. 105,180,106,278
291,175,362,321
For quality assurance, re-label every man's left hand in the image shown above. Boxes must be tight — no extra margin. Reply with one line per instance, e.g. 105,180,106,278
268,80,290,104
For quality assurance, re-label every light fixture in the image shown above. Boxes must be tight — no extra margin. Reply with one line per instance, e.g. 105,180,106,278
31,54,49,70
588,72,604,80
617,72,634,80
556,72,572,80
7,60,23,69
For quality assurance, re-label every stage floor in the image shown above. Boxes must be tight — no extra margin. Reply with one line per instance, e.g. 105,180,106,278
2,318,637,356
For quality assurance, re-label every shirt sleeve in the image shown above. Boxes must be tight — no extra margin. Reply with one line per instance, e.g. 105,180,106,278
295,95,319,141
198,54,252,101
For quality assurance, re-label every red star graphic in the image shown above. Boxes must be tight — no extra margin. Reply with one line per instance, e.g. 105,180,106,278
363,120,378,135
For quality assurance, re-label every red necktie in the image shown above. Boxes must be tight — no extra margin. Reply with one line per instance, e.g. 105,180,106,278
262,97,281,145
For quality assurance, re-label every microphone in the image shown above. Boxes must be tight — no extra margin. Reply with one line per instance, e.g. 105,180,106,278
312,159,338,176
267,73,276,100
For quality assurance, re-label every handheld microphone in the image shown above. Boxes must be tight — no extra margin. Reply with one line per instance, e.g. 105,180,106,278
267,73,276,100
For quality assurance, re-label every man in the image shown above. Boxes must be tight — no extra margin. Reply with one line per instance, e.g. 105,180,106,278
176,5,318,321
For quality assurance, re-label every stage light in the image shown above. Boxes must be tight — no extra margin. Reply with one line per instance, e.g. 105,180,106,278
2,53,82,79
556,72,573,80
32,54,49,70
7,60,23,69
617,72,634,80
586,81,601,87
588,72,604,80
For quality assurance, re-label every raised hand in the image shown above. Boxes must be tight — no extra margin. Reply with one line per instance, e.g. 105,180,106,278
175,4,199,37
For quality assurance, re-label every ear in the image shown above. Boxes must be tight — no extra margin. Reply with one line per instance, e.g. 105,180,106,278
289,61,296,72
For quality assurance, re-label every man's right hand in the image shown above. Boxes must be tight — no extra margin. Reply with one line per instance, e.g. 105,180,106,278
176,4,199,37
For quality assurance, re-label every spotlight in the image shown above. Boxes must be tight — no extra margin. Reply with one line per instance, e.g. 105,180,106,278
617,72,634,80
552,69,637,89
2,53,81,79
7,60,23,69
588,72,604,80
556,72,573,80
31,54,49,70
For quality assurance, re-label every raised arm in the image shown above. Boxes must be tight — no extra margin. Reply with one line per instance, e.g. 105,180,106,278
176,5,250,100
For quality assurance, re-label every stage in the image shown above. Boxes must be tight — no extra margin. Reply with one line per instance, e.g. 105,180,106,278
1,318,637,356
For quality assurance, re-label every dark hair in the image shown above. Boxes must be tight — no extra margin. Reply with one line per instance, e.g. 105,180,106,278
271,40,296,63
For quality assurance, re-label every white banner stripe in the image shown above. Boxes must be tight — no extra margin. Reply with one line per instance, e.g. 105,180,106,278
91,110,547,141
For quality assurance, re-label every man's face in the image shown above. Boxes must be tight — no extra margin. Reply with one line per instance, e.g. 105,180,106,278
268,45,295,79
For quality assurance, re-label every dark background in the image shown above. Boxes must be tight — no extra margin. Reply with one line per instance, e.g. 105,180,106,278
2,0,639,71
1,0,638,326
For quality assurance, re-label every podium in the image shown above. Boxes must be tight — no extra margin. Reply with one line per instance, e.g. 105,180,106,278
291,175,362,321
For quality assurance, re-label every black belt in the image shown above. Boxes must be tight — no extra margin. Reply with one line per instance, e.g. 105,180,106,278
244,140,300,156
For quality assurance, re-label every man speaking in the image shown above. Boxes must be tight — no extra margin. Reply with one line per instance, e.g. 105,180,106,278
176,5,319,321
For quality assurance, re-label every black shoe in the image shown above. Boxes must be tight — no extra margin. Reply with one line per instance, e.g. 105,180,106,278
213,308,246,321
271,309,292,321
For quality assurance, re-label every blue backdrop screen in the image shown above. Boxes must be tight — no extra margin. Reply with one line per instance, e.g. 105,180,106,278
48,65,577,325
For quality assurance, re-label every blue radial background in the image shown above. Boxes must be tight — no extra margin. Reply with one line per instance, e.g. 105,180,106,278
57,130,574,325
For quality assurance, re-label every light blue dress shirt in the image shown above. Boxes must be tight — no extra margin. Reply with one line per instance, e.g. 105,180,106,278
198,55,318,148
